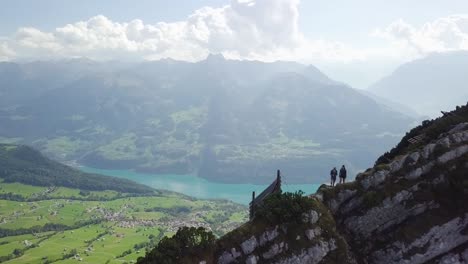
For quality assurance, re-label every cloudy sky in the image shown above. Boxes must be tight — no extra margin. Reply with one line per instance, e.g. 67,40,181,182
1,0,468,87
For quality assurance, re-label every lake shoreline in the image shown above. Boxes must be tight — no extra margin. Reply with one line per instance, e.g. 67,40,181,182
79,166,320,205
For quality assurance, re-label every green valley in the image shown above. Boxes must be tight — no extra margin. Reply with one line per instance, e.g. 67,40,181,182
0,144,248,263
0,181,247,263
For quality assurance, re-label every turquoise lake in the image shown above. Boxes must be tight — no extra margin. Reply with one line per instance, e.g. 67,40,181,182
80,167,321,205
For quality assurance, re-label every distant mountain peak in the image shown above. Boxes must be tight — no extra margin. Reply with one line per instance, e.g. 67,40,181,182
204,53,226,62
369,51,468,117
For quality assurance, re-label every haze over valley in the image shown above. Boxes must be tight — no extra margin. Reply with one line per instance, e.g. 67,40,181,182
1,0,468,263
0,56,416,184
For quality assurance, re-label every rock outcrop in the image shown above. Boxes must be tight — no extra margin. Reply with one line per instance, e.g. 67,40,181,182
319,119,468,264
213,200,354,264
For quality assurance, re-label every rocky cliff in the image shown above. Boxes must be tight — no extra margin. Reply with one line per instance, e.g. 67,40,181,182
138,103,468,264
319,121,468,263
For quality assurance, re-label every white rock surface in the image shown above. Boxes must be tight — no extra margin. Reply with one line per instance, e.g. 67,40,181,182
218,248,242,264
305,228,322,241
438,145,468,164
361,170,389,190
241,236,258,255
245,255,258,264
302,210,320,225
371,214,468,264
263,242,287,259
259,226,279,246
273,239,336,264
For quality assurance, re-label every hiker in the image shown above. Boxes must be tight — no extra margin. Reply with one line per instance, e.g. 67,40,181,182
339,165,347,184
330,167,337,186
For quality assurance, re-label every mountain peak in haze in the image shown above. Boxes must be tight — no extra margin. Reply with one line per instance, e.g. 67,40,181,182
204,53,227,62
369,51,468,117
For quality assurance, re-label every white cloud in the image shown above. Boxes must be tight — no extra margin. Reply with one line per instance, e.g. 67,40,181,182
374,15,468,56
2,0,467,67
0,42,15,61
0,0,310,62
0,0,367,63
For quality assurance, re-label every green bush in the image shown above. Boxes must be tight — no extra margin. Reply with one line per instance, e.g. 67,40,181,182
137,227,215,264
362,191,384,208
375,164,390,171
254,191,315,225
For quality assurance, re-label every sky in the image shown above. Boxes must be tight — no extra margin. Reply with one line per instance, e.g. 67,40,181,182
1,0,468,87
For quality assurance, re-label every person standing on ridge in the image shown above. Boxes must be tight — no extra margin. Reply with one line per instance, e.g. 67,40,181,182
330,167,337,186
339,165,347,184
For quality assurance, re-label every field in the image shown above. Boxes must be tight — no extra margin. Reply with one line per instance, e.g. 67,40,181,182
0,180,248,263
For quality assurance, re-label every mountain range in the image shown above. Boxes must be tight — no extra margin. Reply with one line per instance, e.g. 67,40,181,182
0,55,415,183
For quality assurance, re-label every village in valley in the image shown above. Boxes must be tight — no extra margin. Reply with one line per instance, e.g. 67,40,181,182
0,182,248,263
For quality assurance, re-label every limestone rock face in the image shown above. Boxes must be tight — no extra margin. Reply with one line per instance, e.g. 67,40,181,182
319,122,468,264
246,255,259,264
370,214,468,264
305,228,322,241
273,239,337,264
214,203,351,264
437,247,468,264
263,242,287,260
302,210,320,224
241,236,258,255
218,248,242,264
259,227,279,246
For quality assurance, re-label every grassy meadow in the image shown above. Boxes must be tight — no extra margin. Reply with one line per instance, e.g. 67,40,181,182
0,180,248,263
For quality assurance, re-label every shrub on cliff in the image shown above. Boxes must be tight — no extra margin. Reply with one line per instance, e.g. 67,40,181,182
137,227,215,264
255,191,315,225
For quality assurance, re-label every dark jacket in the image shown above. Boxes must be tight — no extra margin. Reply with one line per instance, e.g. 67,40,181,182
339,167,347,178
330,169,337,178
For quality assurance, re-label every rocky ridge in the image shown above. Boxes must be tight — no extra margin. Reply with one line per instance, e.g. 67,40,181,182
320,121,468,263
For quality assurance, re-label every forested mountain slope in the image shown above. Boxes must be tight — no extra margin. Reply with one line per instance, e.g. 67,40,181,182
0,143,154,193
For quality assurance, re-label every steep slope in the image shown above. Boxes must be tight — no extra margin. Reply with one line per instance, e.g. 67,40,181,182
320,102,468,263
143,102,468,263
369,51,468,117
0,144,154,193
